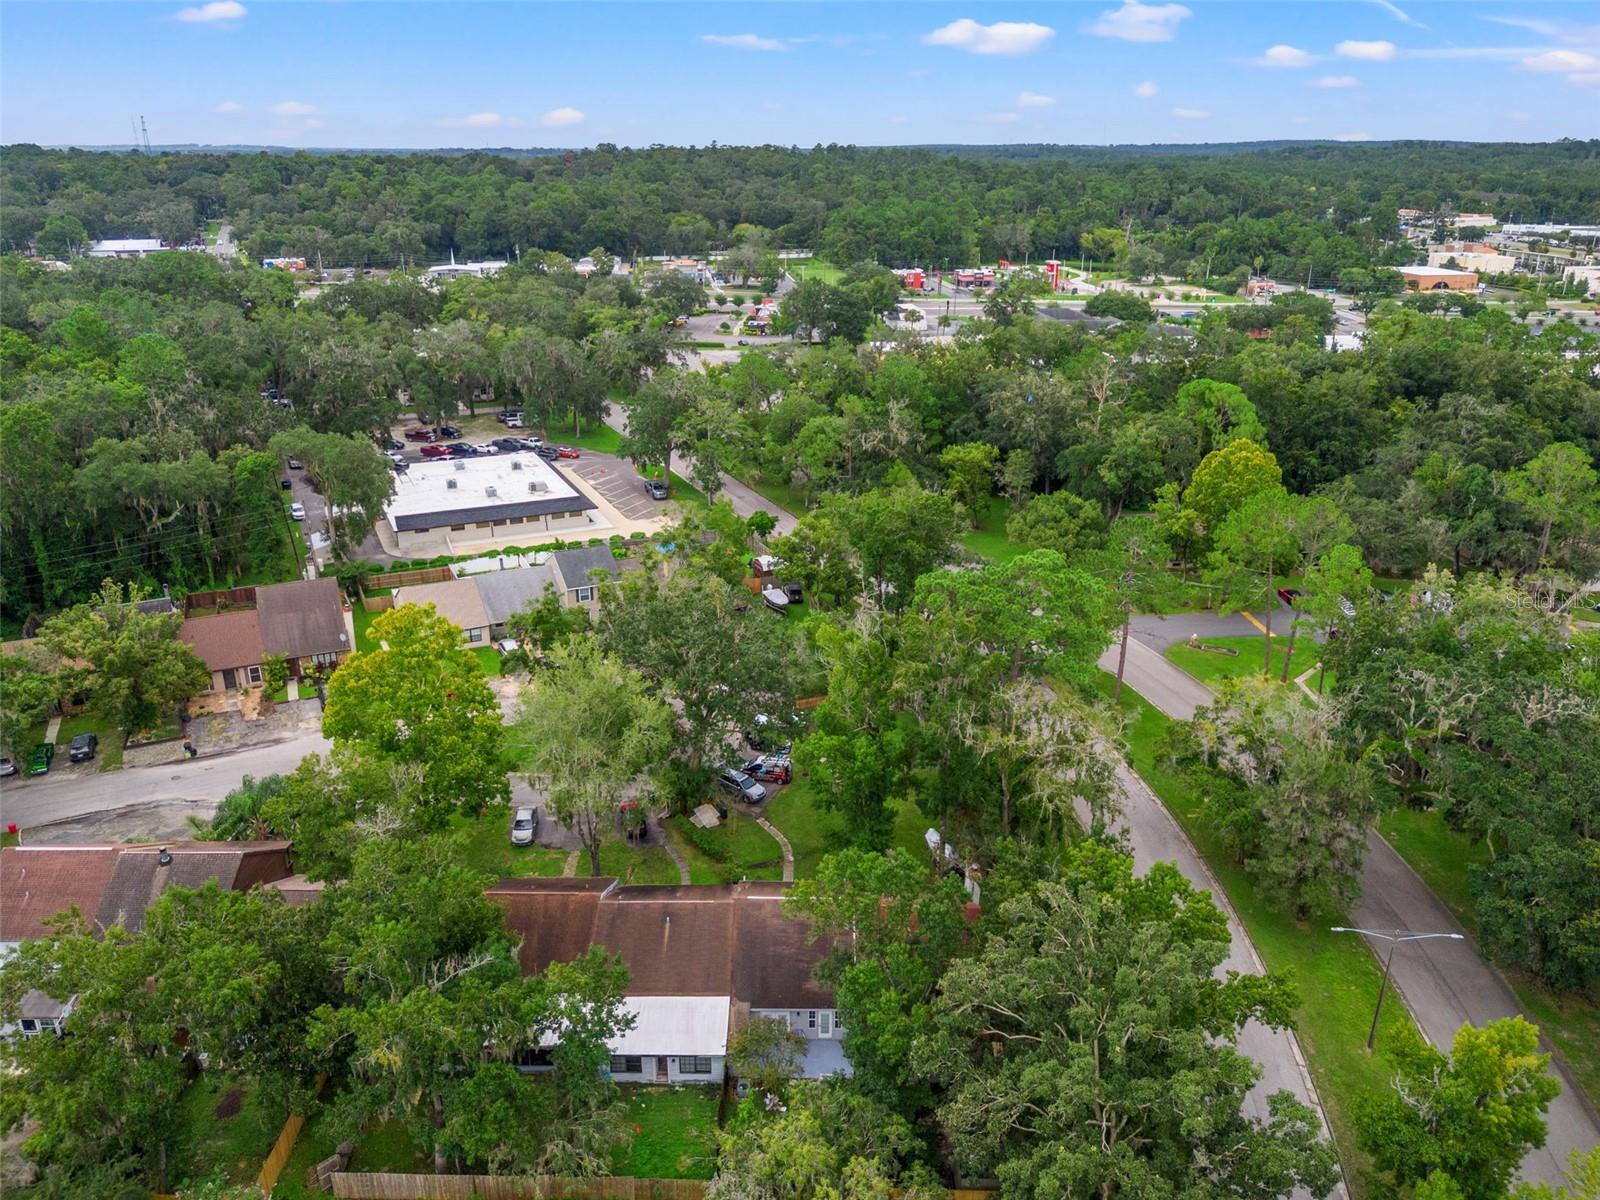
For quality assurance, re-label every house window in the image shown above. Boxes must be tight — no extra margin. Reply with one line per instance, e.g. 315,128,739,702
20,1019,37,1034
464,628,484,643
477,522,493,529
807,1011,817,1029
514,1047,553,1069
610,1055,643,1074
245,665,263,685
575,586,594,604
451,524,467,532
834,1012,845,1032
311,652,340,666
509,516,525,525
679,1056,713,1075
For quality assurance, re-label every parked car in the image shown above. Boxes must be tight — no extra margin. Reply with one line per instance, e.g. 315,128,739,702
503,414,525,428
492,438,525,453
535,445,561,462
378,436,404,451
736,339,750,346
496,410,524,425
420,443,452,457
280,477,292,490
67,733,98,763
437,424,463,439
472,442,500,456
385,450,407,466
782,581,803,604
260,387,282,400
718,767,768,805
0,754,16,778
514,436,544,450
509,806,539,846
404,428,436,442
286,458,304,470
741,755,792,784
643,479,670,500
746,714,794,754
289,502,307,521
555,446,581,459
28,742,54,776
495,637,521,655
445,442,477,456
1277,587,1302,607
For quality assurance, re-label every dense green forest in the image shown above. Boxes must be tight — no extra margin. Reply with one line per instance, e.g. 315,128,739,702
5,140,1600,274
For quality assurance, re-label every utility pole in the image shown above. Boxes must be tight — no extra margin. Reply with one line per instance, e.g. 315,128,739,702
1331,926,1465,1052
140,115,151,153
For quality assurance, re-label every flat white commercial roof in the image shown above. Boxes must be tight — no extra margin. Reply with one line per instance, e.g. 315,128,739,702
1400,265,1476,277
383,452,588,528
89,238,165,254
608,996,730,1057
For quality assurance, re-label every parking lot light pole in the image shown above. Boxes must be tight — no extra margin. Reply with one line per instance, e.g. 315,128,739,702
1331,926,1465,1052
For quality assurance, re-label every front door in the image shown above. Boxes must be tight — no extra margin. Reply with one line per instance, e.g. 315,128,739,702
221,668,238,690
655,1057,668,1082
819,1011,833,1039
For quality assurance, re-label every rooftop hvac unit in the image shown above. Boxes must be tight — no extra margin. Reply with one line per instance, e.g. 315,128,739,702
446,478,458,490
528,481,548,494
485,485,498,498
511,460,524,470
453,460,467,471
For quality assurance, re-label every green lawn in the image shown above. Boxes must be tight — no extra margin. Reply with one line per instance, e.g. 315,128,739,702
351,603,382,649
961,496,1028,564
453,808,570,879
598,836,684,885
1094,673,1418,1197
54,710,122,770
667,812,783,882
173,1073,286,1187
763,777,845,878
788,259,843,284
1376,808,1600,1110
611,1085,722,1180
348,1118,430,1173
549,415,623,455
1164,632,1328,691
469,645,504,676
887,794,932,864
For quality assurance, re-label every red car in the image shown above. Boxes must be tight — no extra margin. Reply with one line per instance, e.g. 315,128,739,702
741,755,792,784
556,446,581,459
419,443,452,458
404,428,436,442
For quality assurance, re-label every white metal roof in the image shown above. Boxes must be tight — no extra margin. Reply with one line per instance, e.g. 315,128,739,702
608,995,730,1057
383,452,583,522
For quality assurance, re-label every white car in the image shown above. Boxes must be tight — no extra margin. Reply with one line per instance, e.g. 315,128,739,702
288,502,307,521
473,443,501,455
509,806,538,846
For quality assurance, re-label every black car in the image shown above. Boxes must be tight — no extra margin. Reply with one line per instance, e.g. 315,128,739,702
535,445,560,462
643,479,670,500
437,424,463,439
782,581,803,604
445,442,477,456
68,732,98,763
492,437,525,453
378,436,403,451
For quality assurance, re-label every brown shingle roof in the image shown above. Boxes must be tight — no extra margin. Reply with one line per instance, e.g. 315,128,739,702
489,877,834,1008
0,842,293,942
179,609,264,672
256,578,349,659
393,578,491,634
0,846,121,941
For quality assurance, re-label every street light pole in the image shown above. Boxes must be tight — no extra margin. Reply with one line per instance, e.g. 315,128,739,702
1331,926,1466,1053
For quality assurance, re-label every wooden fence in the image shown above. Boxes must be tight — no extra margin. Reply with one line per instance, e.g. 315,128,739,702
365,566,454,590
332,1174,707,1200
183,585,258,614
362,594,396,614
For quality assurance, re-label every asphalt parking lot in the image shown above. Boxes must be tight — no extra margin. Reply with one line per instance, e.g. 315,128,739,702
570,459,663,521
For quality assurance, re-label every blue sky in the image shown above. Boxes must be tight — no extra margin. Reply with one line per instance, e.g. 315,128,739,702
3,1,1597,148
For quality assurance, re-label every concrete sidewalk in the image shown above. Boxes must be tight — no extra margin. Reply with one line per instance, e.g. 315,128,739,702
1101,628,1600,1185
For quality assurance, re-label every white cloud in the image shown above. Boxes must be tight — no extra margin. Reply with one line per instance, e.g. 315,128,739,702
437,112,520,129
700,33,786,51
1572,72,1600,87
1134,80,1159,97
1371,0,1427,29
1171,106,1210,119
1256,44,1315,68
1017,90,1055,108
1087,1,1191,44
214,100,244,113
1521,49,1599,72
1334,132,1372,141
1336,39,1397,60
923,18,1055,55
1311,74,1361,88
270,100,316,116
539,106,585,128
175,0,245,22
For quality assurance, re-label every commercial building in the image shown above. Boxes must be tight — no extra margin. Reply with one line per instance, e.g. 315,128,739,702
1399,265,1478,291
490,877,850,1083
87,238,167,258
1427,243,1516,274
426,252,508,280
380,453,605,556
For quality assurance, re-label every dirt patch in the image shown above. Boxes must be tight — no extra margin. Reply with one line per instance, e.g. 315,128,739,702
214,1085,245,1120
237,688,267,721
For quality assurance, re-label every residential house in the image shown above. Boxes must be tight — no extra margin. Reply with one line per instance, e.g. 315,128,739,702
255,578,352,678
548,546,634,614
1,841,293,1036
472,563,559,636
391,577,493,643
489,877,848,1084
180,578,351,692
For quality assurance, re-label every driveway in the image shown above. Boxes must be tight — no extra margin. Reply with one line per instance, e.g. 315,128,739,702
1101,627,1600,1185
568,458,663,524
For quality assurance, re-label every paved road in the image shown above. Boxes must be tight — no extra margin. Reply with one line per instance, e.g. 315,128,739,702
208,220,237,259
1106,629,1600,1185
1129,610,1265,652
